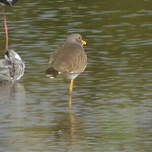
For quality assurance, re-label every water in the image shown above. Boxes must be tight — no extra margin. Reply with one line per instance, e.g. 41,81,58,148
0,0,152,151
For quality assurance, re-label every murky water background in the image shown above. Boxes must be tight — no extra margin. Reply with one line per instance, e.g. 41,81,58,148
0,0,152,151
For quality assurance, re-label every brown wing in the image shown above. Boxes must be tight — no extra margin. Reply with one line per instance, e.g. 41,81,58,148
48,43,87,74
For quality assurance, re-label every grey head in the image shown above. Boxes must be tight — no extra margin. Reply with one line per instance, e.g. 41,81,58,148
65,34,87,47
4,49,25,81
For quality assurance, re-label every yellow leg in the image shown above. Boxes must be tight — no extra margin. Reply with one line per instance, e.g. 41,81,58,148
69,79,74,106
69,79,74,95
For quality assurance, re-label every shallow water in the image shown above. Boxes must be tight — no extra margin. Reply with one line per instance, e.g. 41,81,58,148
0,0,152,151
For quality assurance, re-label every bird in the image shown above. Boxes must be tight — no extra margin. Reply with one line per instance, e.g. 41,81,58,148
46,34,87,102
0,49,25,82
0,0,18,6
0,0,18,52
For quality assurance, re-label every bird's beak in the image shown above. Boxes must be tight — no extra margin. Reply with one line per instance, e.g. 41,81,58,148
81,40,87,45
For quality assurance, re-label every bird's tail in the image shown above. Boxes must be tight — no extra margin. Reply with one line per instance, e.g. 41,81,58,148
45,67,58,78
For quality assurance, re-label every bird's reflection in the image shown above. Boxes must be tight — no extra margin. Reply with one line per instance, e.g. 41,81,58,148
0,82,87,151
0,82,26,126
0,82,25,102
2,93,87,151
68,94,77,144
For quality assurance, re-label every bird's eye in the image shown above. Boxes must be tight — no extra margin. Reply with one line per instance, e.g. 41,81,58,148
77,37,81,40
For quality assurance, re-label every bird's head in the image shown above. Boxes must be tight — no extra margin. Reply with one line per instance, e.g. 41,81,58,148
66,34,87,47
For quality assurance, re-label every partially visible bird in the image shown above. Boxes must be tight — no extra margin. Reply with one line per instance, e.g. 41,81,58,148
0,49,25,82
46,34,87,99
0,0,18,6
0,0,18,52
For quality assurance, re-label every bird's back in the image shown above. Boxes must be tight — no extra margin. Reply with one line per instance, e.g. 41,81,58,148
0,59,11,81
49,43,87,74
0,50,25,82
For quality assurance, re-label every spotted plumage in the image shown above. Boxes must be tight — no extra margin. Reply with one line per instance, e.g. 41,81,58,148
0,50,25,82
